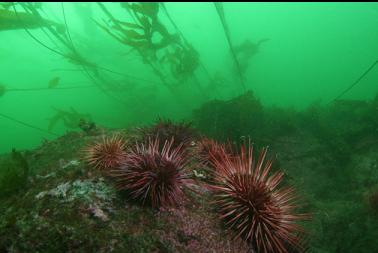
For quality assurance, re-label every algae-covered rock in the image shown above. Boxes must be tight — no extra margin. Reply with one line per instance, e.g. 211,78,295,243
0,150,29,199
0,130,247,252
193,90,263,142
35,178,115,204
2,95,378,253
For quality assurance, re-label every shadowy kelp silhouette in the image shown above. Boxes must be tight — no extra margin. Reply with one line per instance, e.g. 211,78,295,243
0,149,29,199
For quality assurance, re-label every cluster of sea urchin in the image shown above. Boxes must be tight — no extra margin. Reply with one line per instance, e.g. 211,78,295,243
110,137,193,208
209,143,308,253
83,129,309,251
83,135,127,171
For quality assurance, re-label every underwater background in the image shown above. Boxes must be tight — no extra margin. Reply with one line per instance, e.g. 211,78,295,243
1,2,378,253
1,2,378,153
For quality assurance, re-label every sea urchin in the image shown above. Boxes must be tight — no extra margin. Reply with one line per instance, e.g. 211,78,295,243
83,135,127,170
210,143,308,253
139,118,197,149
110,137,193,208
196,138,236,169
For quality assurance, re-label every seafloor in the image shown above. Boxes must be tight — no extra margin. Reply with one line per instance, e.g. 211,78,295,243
1,92,378,253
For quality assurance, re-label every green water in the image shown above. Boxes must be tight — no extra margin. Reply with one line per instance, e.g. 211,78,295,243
1,2,378,252
1,2,377,153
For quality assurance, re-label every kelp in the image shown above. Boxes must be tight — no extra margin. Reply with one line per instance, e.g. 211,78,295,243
160,45,200,82
47,107,93,132
96,2,202,92
10,3,151,106
0,8,64,33
48,77,60,89
234,38,269,75
96,2,173,92
0,149,29,199
0,112,59,137
329,60,378,103
160,2,211,91
214,2,246,92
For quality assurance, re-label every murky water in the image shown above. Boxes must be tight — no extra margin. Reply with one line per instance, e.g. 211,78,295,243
1,3,378,252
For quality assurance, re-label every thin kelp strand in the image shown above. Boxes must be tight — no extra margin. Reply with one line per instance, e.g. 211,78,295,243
0,112,59,137
214,2,246,93
96,2,175,93
5,85,96,92
95,65,164,85
50,67,163,86
160,3,209,98
61,2,145,92
79,64,130,106
61,2,76,52
160,3,189,46
329,60,378,103
15,2,130,105
11,4,66,58
20,3,75,52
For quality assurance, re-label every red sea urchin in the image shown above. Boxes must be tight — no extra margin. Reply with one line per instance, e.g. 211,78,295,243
196,138,236,169
110,137,193,208
196,138,224,166
210,143,308,253
139,118,197,149
83,135,127,170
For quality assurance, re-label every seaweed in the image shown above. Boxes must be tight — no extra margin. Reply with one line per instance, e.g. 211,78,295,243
193,90,263,143
96,2,202,93
47,107,93,132
234,38,269,75
0,149,29,199
214,2,246,92
0,8,64,32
